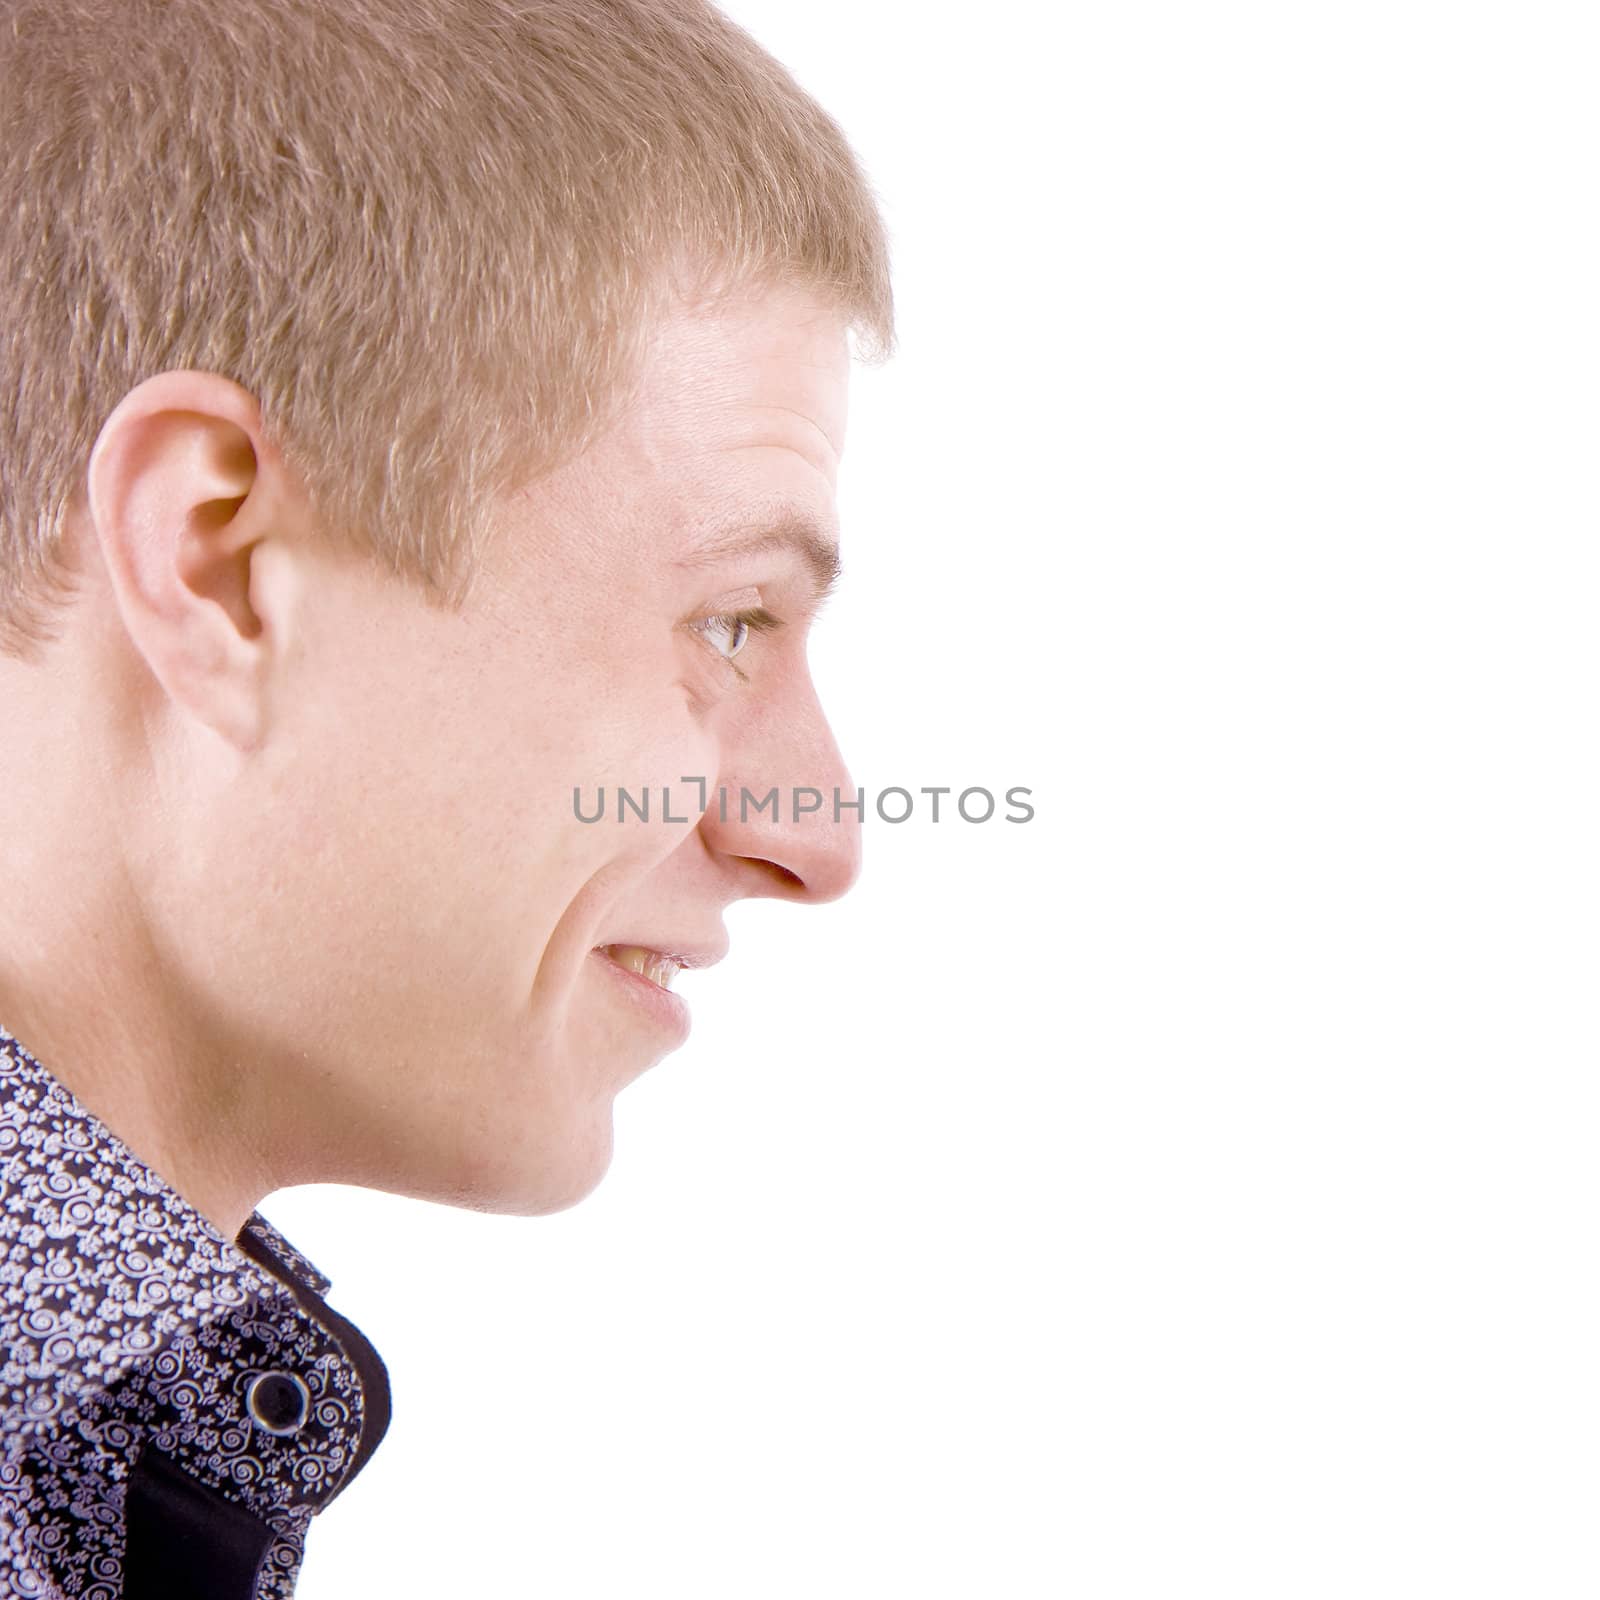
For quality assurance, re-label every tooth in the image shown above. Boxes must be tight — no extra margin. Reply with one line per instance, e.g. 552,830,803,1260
608,946,679,990
610,945,650,978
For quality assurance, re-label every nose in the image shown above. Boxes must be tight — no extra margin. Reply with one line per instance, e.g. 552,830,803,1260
696,675,862,903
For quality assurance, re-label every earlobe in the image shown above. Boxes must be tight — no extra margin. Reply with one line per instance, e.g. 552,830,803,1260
86,371,297,752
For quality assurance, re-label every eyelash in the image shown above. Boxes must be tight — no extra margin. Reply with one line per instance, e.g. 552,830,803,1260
686,605,785,683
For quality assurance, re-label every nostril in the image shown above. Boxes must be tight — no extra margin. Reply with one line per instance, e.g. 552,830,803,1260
751,860,806,894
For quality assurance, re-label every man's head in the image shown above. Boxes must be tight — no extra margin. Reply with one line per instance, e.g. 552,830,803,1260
0,0,892,1225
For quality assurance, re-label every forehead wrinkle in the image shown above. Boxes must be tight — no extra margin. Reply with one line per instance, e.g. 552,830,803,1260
752,401,843,464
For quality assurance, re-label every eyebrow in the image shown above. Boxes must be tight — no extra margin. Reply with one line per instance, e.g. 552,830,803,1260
673,507,843,607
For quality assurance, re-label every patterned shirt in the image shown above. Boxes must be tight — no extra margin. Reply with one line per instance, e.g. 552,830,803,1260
0,1024,390,1598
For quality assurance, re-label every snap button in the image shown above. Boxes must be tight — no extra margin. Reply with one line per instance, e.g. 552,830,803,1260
246,1371,310,1436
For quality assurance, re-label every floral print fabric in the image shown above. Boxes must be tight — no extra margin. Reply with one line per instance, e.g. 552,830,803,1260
1,1025,389,1597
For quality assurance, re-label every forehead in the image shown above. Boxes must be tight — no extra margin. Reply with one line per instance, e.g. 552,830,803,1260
621,285,852,471
475,284,852,614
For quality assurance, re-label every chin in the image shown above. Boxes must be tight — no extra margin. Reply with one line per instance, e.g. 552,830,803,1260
449,1102,619,1218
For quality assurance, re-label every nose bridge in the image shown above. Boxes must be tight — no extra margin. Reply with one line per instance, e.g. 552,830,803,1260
701,675,862,902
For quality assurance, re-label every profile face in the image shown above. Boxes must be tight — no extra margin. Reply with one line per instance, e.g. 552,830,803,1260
170,283,863,1215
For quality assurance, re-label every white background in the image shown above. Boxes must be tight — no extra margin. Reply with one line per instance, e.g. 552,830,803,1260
285,3,1598,1595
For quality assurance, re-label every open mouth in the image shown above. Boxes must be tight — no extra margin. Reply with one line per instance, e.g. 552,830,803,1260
596,944,686,991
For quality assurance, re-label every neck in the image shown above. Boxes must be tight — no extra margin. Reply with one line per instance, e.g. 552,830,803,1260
0,668,273,1242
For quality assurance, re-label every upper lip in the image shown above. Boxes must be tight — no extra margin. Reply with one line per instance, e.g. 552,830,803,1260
594,941,727,971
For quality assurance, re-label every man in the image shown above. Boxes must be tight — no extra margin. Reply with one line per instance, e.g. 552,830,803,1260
0,0,893,1592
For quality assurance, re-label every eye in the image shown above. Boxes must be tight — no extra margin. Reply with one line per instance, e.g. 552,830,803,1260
685,606,784,675
693,611,752,660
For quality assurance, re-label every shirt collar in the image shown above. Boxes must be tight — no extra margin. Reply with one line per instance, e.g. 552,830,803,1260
0,1022,390,1530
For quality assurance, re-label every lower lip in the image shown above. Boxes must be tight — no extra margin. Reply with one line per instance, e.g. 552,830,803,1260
590,948,691,1045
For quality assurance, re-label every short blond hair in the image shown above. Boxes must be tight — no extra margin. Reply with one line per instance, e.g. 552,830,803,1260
0,0,894,657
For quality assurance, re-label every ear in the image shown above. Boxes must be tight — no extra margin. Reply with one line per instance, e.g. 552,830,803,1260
86,370,311,752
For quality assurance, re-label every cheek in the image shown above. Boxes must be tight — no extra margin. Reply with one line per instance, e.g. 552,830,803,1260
362,638,723,956
586,718,723,853
545,649,723,836
414,698,721,960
